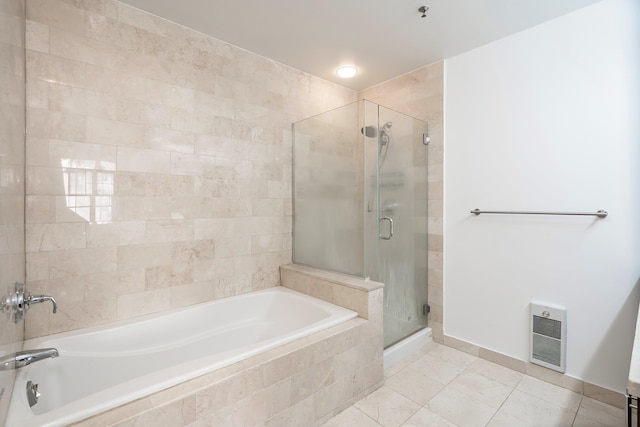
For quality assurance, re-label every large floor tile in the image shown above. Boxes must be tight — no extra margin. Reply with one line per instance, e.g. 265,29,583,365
426,387,497,427
385,365,447,405
486,410,533,427
354,386,421,427
401,407,457,427
500,389,577,427
576,396,625,426
445,372,513,409
321,406,383,427
516,375,583,413
409,354,465,385
572,414,612,427
464,359,523,388
428,345,479,369
385,349,428,379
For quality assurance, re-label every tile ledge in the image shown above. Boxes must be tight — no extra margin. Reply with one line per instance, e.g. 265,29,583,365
281,263,384,292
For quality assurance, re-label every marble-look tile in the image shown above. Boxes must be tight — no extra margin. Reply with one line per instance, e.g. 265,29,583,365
116,288,171,319
464,359,523,388
70,396,154,427
576,396,625,426
583,382,626,409
525,362,584,394
499,389,576,427
409,354,465,385
384,348,426,379
26,19,49,53
117,147,171,174
290,357,335,404
426,387,498,427
572,414,612,427
112,396,197,427
443,335,480,356
516,375,583,413
313,375,355,422
401,407,456,427
428,344,479,369
486,410,533,427
354,386,421,427
321,407,382,427
385,365,446,405
25,222,86,252
479,347,527,373
446,372,513,409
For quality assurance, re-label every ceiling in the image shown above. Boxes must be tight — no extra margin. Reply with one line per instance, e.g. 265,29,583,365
118,0,602,91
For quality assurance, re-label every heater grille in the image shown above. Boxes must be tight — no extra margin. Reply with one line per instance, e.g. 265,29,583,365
530,302,566,373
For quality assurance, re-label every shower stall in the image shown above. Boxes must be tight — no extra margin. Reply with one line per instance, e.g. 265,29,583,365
292,100,429,348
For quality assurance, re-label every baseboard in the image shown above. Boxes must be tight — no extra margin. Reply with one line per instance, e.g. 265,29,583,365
443,334,626,409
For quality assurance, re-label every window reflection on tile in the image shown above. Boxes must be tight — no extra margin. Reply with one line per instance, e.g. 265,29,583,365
61,159,115,223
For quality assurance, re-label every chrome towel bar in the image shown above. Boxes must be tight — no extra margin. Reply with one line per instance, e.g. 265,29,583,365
470,209,608,218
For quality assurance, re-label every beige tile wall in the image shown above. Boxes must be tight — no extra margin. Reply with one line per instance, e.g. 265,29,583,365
24,0,356,338
358,63,445,342
0,0,26,423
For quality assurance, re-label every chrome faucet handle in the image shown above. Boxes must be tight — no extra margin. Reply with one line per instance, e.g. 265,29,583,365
26,294,57,314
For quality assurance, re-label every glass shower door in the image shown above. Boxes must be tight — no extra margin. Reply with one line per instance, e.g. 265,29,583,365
371,105,428,348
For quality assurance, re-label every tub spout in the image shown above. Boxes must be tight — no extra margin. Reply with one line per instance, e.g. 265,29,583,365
26,294,57,313
0,348,59,371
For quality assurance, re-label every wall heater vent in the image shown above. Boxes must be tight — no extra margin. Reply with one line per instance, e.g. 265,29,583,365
530,302,566,373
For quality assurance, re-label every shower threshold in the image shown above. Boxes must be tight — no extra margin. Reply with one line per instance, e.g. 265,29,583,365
383,327,432,370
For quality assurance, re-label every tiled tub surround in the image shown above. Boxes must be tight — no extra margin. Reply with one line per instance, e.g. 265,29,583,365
10,266,383,426
8,288,358,426
24,0,357,338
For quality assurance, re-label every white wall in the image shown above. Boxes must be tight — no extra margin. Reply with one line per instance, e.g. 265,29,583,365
444,0,640,392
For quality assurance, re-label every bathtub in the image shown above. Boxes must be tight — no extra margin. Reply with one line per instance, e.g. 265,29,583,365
7,287,358,427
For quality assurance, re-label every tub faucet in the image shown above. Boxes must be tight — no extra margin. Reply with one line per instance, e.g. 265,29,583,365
0,348,59,371
26,294,57,314
0,283,58,323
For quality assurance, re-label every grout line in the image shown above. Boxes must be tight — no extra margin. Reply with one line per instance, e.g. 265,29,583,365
570,395,583,427
355,406,384,427
484,386,517,427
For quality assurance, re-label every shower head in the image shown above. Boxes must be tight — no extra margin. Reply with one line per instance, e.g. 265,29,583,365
379,122,392,147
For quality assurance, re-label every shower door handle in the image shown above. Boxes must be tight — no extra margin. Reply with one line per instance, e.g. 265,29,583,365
379,217,393,240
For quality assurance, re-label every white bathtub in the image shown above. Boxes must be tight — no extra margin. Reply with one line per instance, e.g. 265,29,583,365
7,287,357,427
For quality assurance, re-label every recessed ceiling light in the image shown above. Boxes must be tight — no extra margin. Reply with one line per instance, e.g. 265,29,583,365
336,66,358,78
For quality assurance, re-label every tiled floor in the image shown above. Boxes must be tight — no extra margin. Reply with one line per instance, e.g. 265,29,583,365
321,343,625,427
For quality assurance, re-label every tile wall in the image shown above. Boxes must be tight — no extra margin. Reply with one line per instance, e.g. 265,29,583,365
24,0,356,338
0,0,25,423
359,63,445,342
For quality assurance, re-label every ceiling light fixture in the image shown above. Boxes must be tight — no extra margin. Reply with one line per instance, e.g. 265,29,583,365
336,66,358,78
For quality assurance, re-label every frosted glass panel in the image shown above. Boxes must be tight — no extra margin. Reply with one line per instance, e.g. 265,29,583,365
292,101,365,276
371,106,428,348
292,100,428,349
